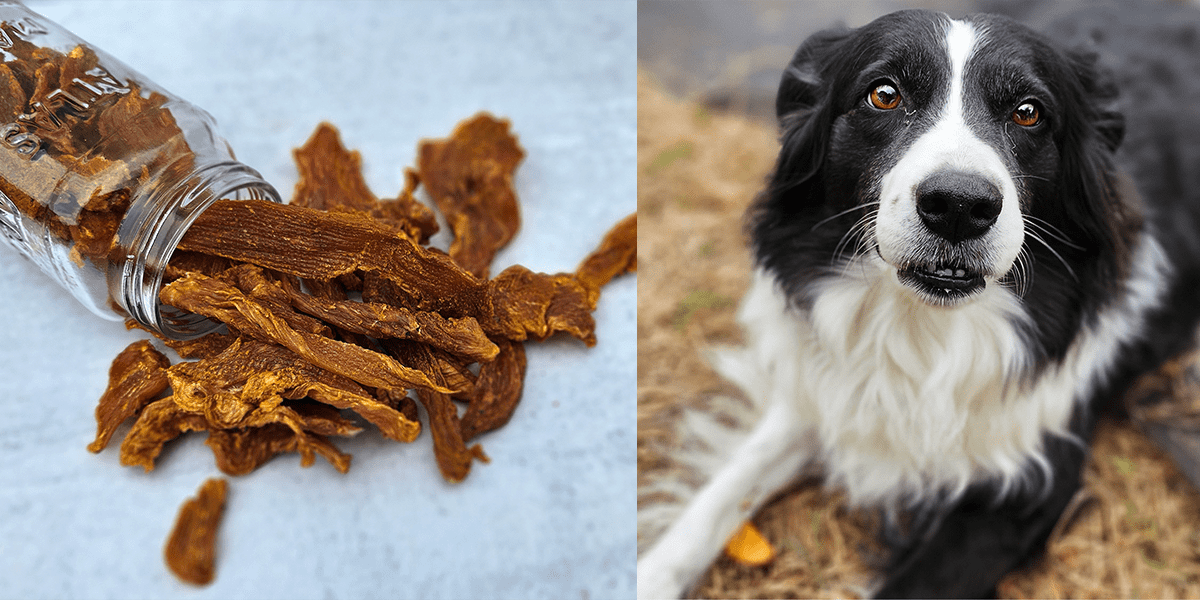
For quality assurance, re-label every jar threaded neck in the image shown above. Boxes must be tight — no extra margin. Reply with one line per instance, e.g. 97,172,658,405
113,160,280,339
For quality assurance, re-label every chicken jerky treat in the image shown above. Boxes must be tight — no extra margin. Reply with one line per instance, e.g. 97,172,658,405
417,113,524,279
164,478,228,586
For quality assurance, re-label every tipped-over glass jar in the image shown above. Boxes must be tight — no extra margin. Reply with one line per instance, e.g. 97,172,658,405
0,2,280,339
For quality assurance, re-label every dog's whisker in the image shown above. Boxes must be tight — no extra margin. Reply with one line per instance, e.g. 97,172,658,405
833,210,877,266
810,201,881,232
1026,229,1079,282
1025,215,1085,251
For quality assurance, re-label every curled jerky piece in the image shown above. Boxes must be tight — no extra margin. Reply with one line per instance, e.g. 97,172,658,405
416,389,488,483
292,122,438,242
459,338,527,441
168,336,416,443
164,477,227,586
487,265,597,345
206,424,352,476
120,397,209,472
575,212,638,308
88,340,171,453
418,112,524,278
161,272,459,394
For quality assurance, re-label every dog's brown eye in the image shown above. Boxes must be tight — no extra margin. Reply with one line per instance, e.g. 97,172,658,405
1012,102,1040,127
869,83,902,110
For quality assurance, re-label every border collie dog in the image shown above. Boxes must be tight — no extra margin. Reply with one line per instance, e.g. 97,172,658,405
639,4,1200,598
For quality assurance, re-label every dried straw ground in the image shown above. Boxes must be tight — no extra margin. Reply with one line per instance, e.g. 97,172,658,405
636,67,1200,598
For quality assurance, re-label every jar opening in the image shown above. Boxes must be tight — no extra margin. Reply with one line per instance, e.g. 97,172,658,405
112,160,280,340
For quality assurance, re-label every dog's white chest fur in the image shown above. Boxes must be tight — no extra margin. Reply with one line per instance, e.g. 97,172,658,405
720,261,1049,504
716,243,1173,506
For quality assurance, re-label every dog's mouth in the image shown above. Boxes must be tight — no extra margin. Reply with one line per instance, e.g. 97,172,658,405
897,262,986,302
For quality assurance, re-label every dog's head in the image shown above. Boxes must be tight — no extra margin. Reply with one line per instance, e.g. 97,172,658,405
752,9,1130,310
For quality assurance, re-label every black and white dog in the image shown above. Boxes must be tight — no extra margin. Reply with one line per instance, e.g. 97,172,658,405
639,3,1200,598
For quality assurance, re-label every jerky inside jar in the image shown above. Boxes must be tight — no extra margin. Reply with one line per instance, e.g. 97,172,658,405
0,4,279,339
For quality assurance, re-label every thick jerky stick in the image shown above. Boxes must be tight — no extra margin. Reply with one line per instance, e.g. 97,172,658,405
177,200,492,322
87,340,171,453
164,477,227,586
179,200,601,344
160,272,460,394
417,112,524,278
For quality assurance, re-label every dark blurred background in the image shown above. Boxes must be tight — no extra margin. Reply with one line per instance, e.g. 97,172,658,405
637,0,1106,120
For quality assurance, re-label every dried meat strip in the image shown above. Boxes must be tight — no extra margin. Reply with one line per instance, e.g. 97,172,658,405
164,477,227,586
382,339,476,394
292,122,438,242
416,389,488,483
486,265,597,345
458,338,526,441
168,336,416,443
120,397,209,472
575,212,637,307
178,200,492,321
160,272,461,394
205,416,353,476
178,200,609,345
87,340,171,453
286,291,498,362
417,113,524,279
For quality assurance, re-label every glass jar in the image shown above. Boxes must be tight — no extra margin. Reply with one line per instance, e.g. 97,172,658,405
0,2,280,339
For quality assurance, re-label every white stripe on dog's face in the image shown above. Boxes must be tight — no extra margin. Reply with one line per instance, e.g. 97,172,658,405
875,19,1024,295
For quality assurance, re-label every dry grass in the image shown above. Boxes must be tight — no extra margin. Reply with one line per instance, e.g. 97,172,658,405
636,65,1200,598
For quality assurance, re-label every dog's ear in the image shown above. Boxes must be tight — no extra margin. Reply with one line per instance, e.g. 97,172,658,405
1053,47,1136,288
770,26,855,194
1066,49,1125,152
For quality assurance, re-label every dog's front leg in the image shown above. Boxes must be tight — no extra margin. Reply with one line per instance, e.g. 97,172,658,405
637,400,817,599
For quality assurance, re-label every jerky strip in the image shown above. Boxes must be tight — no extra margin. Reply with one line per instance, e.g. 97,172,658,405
178,200,491,321
164,477,227,586
206,424,352,476
487,265,597,345
160,272,460,394
88,340,171,453
286,291,499,362
575,212,637,308
416,389,488,483
417,112,524,278
291,123,438,242
384,340,476,394
168,337,417,442
120,397,209,472
180,200,602,344
459,338,527,441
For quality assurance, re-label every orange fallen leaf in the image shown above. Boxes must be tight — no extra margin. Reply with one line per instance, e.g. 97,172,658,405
724,520,776,566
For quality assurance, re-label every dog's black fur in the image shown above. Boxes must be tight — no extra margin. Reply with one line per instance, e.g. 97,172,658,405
750,3,1200,597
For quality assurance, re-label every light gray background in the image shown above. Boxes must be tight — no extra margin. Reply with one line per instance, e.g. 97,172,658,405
0,2,635,599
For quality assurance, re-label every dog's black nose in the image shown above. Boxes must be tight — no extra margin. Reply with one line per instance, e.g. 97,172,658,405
916,171,1003,243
